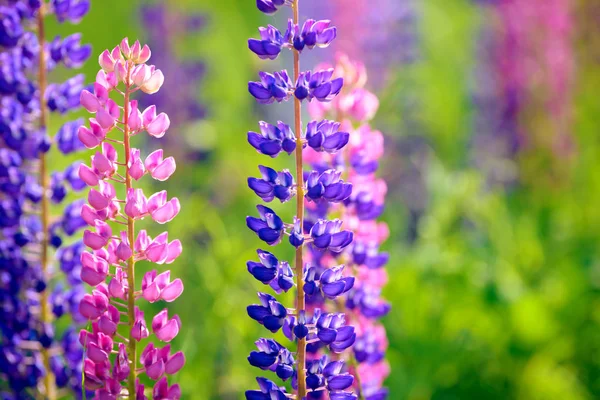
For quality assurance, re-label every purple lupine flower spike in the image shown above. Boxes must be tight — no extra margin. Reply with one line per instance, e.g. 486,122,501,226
245,1,357,399
78,39,184,399
0,1,91,398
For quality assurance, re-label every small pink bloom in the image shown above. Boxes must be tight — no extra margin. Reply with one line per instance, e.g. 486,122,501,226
137,44,151,64
338,88,379,121
80,251,109,286
144,149,176,181
140,343,185,381
128,100,143,132
78,120,107,149
153,377,181,400
83,358,110,390
145,232,168,263
124,188,148,219
128,148,146,180
91,146,116,177
88,181,116,211
98,305,120,336
146,112,170,138
140,67,164,94
108,267,128,301
120,37,131,57
87,332,113,363
98,48,117,72
132,306,149,342
80,89,101,112
96,107,115,130
141,270,184,303
95,70,117,90
165,240,182,264
79,290,109,320
134,229,151,253
151,309,181,342
83,220,112,250
132,64,152,87
114,343,130,381
78,163,99,186
81,204,107,226
136,379,146,400
116,232,132,261
147,191,180,224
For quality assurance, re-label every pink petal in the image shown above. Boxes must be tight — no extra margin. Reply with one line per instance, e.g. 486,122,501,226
144,149,163,171
146,242,168,263
96,107,115,129
98,49,115,72
142,282,161,303
128,101,143,132
108,278,126,300
161,279,183,302
151,157,176,181
87,342,109,363
165,240,182,264
78,125,101,149
116,241,132,261
146,360,165,381
140,69,164,94
92,151,112,174
165,351,185,375
83,230,107,250
78,164,99,186
154,271,171,288
138,45,151,63
151,198,180,224
141,105,157,126
80,90,101,112
146,113,170,138
155,318,180,342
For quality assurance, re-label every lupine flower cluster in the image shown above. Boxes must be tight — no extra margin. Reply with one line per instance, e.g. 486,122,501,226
302,0,419,86
245,1,359,399
495,0,574,158
77,39,184,398
139,1,206,160
306,54,391,399
0,0,91,398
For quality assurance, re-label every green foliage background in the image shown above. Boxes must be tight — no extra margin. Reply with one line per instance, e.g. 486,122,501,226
44,0,600,398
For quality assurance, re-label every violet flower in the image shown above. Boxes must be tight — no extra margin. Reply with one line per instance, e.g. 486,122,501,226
0,1,91,398
78,39,184,399
245,2,357,400
304,55,391,398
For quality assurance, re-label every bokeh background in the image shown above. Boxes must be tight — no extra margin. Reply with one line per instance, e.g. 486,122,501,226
46,0,600,398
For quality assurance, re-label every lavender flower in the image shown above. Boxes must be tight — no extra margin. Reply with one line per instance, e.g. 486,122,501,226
246,2,357,399
0,1,91,398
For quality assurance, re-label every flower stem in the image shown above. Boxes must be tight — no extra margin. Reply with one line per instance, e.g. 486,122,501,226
122,62,138,397
291,0,306,398
36,5,56,399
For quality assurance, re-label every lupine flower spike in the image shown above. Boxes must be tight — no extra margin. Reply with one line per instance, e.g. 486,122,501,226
0,1,91,398
78,38,184,399
307,54,391,399
246,2,358,399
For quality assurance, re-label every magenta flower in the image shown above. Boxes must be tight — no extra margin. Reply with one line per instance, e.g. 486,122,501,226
78,39,184,399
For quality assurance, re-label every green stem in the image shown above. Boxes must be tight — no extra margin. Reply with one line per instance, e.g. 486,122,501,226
122,61,138,398
36,4,56,399
292,0,307,398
